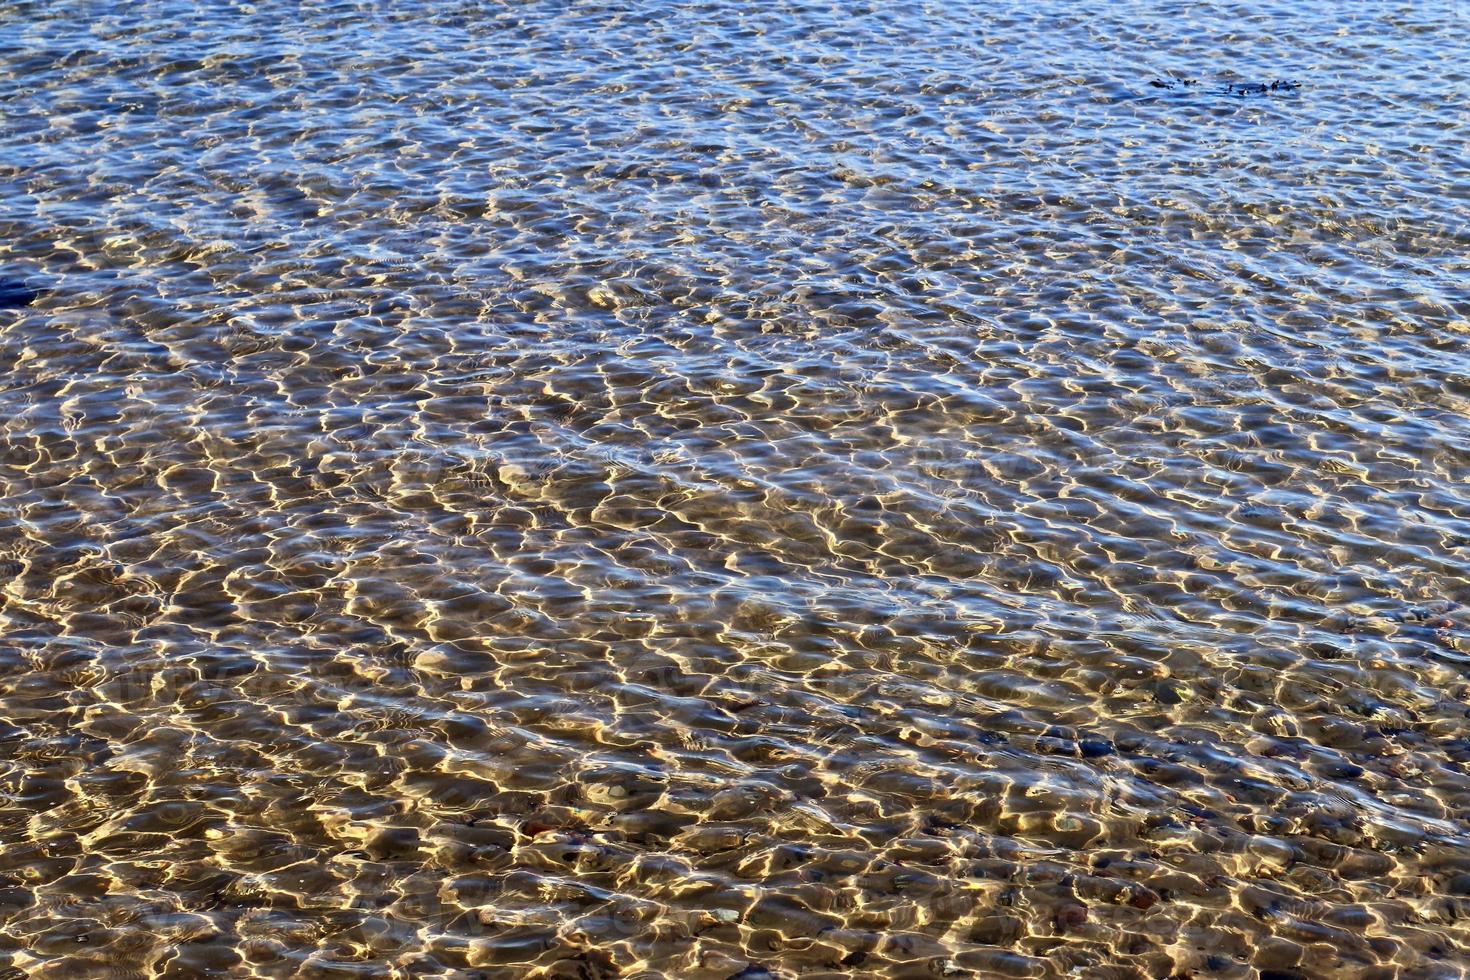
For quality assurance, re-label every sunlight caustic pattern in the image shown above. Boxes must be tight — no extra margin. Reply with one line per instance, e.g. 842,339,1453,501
0,0,1468,976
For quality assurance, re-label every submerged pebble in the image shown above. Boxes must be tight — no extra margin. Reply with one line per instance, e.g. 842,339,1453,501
1054,904,1089,931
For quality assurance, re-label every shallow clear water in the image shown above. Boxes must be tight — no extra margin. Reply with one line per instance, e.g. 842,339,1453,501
1,0,1469,977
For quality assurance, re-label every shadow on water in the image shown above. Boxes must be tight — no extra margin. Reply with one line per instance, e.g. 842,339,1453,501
0,278,38,310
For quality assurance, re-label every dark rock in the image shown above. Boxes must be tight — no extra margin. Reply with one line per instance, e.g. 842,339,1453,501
366,826,422,860
1080,739,1115,758
1151,681,1184,705
0,887,34,913
969,914,1023,945
727,967,779,980
1127,885,1161,910
1445,873,1470,895
545,950,620,979
1037,735,1076,755
1054,903,1088,931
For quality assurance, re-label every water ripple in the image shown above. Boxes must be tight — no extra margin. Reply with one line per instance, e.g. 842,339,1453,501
2,0,1469,977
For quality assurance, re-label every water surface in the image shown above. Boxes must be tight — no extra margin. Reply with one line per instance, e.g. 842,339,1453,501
2,0,1469,977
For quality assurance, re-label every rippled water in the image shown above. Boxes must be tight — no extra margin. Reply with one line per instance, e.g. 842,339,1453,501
2,0,1469,976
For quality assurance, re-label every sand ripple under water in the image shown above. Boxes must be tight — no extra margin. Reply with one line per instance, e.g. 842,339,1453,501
1,0,1469,977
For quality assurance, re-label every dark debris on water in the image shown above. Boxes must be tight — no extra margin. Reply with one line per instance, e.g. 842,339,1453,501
1149,77,1301,96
